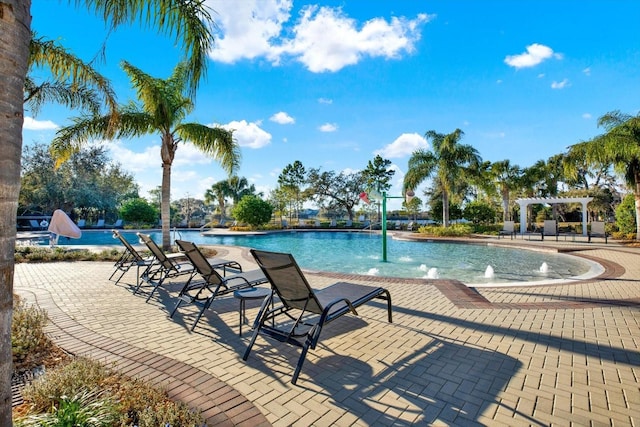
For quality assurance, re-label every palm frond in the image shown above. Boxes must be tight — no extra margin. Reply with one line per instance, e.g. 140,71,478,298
50,110,153,167
177,123,240,175
80,0,215,94
121,61,193,128
29,32,118,118
24,80,102,116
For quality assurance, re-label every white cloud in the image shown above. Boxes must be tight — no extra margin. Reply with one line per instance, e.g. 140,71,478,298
23,117,58,130
583,67,591,76
551,78,570,89
319,123,338,132
504,43,560,69
318,97,333,104
175,142,228,166
219,120,272,149
374,133,428,158
207,0,432,72
207,0,293,63
105,140,158,173
582,113,592,119
270,111,295,124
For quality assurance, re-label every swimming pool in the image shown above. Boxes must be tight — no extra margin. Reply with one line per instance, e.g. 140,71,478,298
49,230,600,285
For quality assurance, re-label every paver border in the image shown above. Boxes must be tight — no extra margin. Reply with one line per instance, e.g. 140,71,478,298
17,286,271,427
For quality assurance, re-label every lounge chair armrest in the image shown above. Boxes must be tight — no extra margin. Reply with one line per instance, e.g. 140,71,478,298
322,297,358,320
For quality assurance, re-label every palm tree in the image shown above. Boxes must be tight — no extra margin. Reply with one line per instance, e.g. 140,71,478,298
568,110,640,239
205,180,233,223
1,1,219,420
404,129,481,227
26,32,118,122
51,61,239,249
228,176,260,204
490,160,521,222
362,155,395,222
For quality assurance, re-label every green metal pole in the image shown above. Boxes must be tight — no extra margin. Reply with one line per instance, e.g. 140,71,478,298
382,192,387,262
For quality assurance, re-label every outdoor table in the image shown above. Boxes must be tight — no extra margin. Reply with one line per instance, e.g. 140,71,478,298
233,287,272,336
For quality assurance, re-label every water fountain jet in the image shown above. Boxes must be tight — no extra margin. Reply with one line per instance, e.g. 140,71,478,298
484,265,495,279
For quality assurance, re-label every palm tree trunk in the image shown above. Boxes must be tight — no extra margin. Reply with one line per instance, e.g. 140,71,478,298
161,162,172,250
443,191,450,227
0,1,31,421
501,187,510,222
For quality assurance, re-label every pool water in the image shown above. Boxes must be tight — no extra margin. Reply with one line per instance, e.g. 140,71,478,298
51,230,598,285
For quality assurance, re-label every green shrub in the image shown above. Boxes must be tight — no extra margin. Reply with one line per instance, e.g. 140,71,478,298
417,224,473,236
616,193,637,235
463,201,496,224
232,195,273,228
12,297,50,369
14,247,122,263
119,197,159,225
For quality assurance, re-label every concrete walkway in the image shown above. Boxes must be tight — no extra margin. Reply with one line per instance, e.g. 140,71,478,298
13,237,640,426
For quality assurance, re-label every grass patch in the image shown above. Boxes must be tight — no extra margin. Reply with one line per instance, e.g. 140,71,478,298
12,297,204,426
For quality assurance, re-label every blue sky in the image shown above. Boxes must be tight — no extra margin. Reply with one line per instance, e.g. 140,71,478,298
25,1,640,210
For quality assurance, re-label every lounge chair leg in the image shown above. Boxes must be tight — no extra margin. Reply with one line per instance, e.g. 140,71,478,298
169,299,182,318
145,278,163,302
190,298,214,331
382,290,393,323
292,339,313,385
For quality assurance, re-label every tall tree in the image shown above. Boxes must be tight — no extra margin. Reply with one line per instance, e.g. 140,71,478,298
404,129,481,227
306,169,366,221
1,2,218,419
362,155,395,221
51,61,240,249
278,160,307,223
0,3,32,421
205,180,233,223
490,160,521,222
20,144,137,221
569,110,640,239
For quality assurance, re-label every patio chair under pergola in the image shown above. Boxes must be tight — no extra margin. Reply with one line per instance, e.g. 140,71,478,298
515,197,593,236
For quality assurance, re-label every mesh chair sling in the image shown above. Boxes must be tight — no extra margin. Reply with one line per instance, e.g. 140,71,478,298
109,230,154,286
137,233,243,303
543,220,559,241
588,221,608,243
136,233,196,302
498,221,516,239
171,240,268,331
244,249,392,384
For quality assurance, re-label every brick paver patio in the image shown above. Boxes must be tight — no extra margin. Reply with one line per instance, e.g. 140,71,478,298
13,236,640,426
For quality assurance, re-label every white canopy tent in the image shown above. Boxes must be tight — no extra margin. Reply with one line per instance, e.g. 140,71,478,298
515,197,594,236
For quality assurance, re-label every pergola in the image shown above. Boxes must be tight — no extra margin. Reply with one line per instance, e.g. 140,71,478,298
515,197,594,236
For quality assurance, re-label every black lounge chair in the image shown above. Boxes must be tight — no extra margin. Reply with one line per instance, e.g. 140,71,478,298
171,240,267,331
109,230,155,287
137,233,242,303
244,249,393,384
136,233,197,301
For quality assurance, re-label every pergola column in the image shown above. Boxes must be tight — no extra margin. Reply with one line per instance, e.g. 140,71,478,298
518,200,528,234
581,200,589,236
